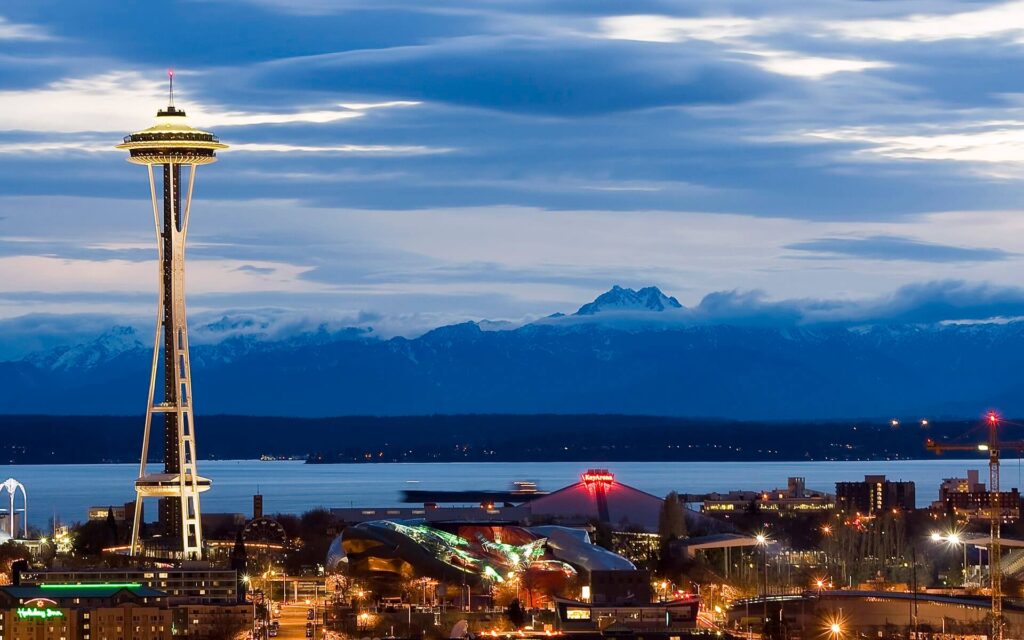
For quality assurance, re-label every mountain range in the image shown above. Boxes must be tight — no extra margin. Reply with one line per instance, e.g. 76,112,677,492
4,285,1024,420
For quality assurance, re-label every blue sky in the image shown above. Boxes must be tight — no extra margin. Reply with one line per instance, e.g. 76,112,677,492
5,0,1024,345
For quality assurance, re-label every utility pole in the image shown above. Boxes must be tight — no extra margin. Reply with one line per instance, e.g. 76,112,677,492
926,411,1024,640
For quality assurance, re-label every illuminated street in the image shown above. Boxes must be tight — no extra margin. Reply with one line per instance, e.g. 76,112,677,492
272,602,321,640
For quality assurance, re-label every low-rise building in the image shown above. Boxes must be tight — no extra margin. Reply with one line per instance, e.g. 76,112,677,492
170,604,251,639
702,477,834,514
555,596,699,633
0,583,171,640
18,568,240,605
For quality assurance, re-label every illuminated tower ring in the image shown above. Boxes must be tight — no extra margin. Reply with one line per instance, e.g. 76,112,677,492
117,73,227,559
0,478,27,538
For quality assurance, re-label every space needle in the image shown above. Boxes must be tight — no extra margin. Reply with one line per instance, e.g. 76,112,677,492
117,72,227,559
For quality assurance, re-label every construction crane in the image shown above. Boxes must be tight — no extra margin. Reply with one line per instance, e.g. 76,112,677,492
926,412,1024,640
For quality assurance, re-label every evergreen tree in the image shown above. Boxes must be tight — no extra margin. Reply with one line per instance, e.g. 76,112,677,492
658,492,687,543
105,507,119,546
231,529,248,601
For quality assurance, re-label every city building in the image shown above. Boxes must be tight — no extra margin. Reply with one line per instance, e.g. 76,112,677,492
526,470,664,531
169,604,251,640
835,475,915,514
701,477,834,514
937,469,987,502
11,571,251,640
930,469,1021,520
327,521,635,604
88,505,127,522
554,595,699,633
18,568,240,605
0,583,171,640
87,502,140,524
117,74,227,559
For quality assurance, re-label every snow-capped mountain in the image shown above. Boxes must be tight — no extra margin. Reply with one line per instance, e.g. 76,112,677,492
5,285,1024,419
575,285,683,315
25,326,145,372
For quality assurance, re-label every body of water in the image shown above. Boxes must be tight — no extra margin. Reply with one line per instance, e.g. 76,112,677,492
2,459,1019,527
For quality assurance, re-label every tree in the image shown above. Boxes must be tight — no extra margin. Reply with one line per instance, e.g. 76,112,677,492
658,492,687,543
507,599,526,629
593,521,614,550
105,507,119,546
205,610,247,640
73,520,114,557
0,542,30,585
231,529,248,601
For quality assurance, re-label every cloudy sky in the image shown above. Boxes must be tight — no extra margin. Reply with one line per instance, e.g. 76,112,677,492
5,0,1024,344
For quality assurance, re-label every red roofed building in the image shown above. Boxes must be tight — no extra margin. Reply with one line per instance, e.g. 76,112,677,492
526,469,664,532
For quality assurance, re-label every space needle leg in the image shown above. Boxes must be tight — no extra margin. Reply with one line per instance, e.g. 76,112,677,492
132,164,166,557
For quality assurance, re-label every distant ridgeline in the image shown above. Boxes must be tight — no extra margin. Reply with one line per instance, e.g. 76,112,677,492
0,414,1005,464
8,286,1024,420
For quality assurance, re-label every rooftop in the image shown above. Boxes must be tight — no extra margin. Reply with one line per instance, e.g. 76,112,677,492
1,583,166,600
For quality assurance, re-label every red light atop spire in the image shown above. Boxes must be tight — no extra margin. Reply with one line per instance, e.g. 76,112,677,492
988,412,999,424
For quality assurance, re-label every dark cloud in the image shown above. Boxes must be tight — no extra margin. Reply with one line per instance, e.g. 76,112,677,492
786,235,1014,262
253,37,779,116
234,264,276,275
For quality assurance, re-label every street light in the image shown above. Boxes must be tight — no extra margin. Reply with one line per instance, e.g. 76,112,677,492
825,612,846,640
931,531,968,586
754,532,770,632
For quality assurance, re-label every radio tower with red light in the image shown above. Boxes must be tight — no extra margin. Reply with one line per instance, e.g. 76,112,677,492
926,411,1024,640
117,72,227,559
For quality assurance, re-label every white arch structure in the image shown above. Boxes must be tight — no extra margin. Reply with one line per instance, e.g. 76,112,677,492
0,478,27,538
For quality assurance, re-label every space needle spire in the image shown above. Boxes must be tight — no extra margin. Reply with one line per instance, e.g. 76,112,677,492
117,75,227,559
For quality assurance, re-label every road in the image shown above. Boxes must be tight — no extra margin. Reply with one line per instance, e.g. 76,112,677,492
274,601,321,640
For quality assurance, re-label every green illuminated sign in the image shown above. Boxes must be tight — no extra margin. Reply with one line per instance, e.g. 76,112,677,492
17,608,63,619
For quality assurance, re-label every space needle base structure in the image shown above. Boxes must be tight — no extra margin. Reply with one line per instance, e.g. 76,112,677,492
117,74,226,559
